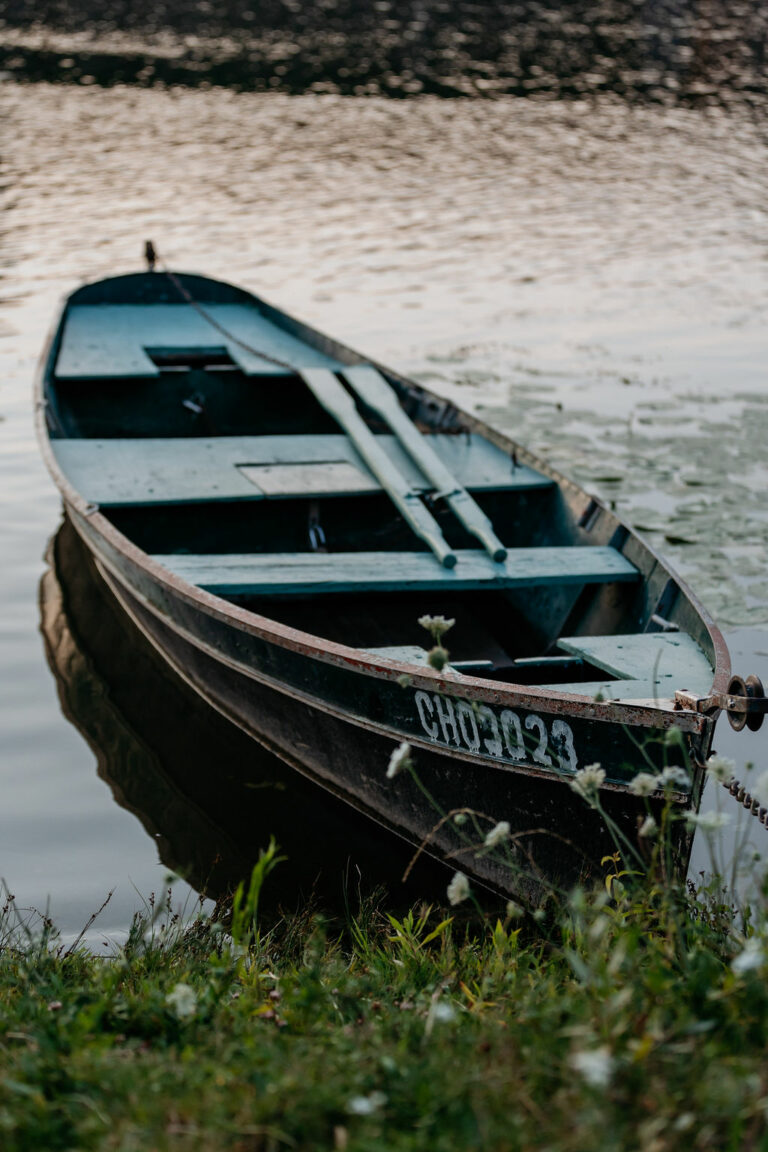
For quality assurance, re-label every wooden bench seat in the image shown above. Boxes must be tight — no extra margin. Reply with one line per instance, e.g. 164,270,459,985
551,632,713,698
360,646,688,701
151,546,638,597
538,679,678,701
55,303,342,378
52,434,552,506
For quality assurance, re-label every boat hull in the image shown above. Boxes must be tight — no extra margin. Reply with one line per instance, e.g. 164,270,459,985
36,270,730,895
65,501,703,895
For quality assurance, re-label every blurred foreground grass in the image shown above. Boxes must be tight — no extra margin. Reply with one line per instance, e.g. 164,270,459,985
2,853,768,1151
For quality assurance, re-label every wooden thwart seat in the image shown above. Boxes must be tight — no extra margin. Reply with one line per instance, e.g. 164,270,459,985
543,632,714,700
151,546,638,597
51,434,552,507
540,678,674,701
55,303,342,378
361,640,704,700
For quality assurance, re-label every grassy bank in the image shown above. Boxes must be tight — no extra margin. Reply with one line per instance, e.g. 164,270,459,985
2,846,768,1151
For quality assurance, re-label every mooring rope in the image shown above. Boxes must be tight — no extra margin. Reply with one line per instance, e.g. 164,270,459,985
155,250,299,374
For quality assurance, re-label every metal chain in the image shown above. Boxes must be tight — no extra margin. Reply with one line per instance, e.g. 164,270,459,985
723,775,768,826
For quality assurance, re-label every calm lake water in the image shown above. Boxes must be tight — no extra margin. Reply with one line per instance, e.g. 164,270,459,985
2,77,767,937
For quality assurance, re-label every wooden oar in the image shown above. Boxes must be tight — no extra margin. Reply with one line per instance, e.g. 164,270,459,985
344,365,507,562
300,368,457,568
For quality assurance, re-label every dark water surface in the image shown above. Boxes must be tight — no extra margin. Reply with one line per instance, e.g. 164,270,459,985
1,67,767,935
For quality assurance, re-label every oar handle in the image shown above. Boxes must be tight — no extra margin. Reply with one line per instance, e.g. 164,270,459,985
300,368,457,568
345,365,507,563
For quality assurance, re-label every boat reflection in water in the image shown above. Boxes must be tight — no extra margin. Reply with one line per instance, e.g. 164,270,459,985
40,516,450,913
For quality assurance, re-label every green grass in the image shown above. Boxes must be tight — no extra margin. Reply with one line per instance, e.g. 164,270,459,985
2,848,768,1152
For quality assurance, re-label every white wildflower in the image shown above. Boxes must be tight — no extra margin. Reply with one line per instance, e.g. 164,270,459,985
506,900,524,919
386,741,412,779
657,766,690,790
347,1091,386,1116
427,645,450,672
431,1002,456,1023
638,815,657,838
418,614,455,641
686,810,732,831
628,772,659,797
732,937,766,975
532,908,546,923
706,754,735,784
588,915,611,943
664,727,685,749
166,982,197,1020
570,1046,615,1088
484,820,511,849
447,871,470,906
569,763,605,804
751,770,768,807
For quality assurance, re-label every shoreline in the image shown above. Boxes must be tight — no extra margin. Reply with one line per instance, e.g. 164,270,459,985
2,0,767,107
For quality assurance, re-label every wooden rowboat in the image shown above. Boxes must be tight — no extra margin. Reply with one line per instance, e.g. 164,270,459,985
36,269,762,895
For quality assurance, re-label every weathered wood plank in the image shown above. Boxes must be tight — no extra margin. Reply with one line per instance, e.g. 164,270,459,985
359,649,687,699
539,679,677,701
52,434,550,507
151,546,638,596
556,633,713,695
55,304,343,378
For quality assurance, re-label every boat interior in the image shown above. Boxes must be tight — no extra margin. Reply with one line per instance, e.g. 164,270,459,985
44,273,716,702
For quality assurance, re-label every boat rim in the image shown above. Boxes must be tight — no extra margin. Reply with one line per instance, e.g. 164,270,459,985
34,270,732,729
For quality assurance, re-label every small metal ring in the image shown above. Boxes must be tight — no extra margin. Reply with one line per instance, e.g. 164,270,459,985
746,674,765,732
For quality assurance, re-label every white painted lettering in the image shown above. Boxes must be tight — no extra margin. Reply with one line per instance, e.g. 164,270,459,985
411,691,580,773
525,714,553,766
500,709,525,760
456,701,481,753
551,719,578,772
433,694,460,746
415,690,438,739
478,705,503,757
